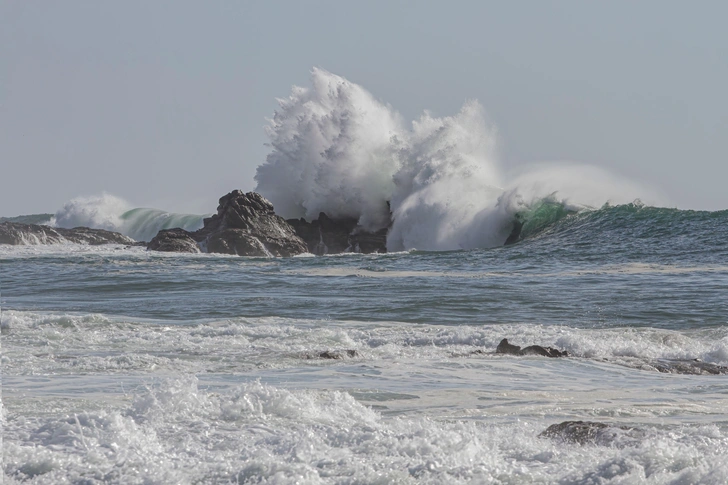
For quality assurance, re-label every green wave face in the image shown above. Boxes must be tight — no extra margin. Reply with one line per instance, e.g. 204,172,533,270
516,197,579,241
509,199,728,262
119,208,207,242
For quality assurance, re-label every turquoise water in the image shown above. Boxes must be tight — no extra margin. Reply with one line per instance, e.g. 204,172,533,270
2,204,728,483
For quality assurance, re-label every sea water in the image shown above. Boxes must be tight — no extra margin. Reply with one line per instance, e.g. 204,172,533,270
3,204,728,484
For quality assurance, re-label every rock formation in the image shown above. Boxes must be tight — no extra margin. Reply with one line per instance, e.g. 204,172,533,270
146,228,201,253
496,338,569,358
147,191,308,257
0,222,135,246
286,213,388,255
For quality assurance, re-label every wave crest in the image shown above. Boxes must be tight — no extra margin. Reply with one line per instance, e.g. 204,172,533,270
51,194,206,242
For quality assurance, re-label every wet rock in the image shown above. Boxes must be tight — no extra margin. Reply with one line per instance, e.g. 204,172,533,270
496,338,569,358
147,228,200,253
287,212,388,255
540,421,644,447
0,222,135,246
317,350,359,360
648,359,728,375
147,191,308,257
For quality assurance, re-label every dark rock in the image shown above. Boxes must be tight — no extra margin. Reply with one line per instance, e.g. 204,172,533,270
0,222,135,246
0,214,54,225
205,228,268,256
55,226,137,245
147,191,308,257
540,421,644,447
287,212,388,255
496,338,568,358
318,350,359,360
648,359,728,375
496,338,522,355
195,190,307,257
147,228,200,253
521,345,569,358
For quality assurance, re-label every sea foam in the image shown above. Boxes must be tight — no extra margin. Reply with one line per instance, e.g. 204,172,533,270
4,376,728,484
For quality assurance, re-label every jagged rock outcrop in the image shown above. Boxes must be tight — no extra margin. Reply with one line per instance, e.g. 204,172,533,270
287,213,388,255
146,190,388,256
496,338,569,358
0,222,135,246
147,191,308,257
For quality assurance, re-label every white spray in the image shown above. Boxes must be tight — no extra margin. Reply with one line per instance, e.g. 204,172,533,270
255,69,658,251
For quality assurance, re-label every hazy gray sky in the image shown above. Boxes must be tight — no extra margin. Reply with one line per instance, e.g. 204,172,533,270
2,1,727,216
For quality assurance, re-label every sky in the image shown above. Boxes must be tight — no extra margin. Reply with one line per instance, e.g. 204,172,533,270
2,0,727,216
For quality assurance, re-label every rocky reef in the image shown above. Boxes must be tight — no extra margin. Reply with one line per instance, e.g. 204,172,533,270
147,190,389,257
0,222,135,246
147,190,309,257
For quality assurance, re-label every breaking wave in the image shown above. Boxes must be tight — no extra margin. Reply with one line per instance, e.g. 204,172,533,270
50,194,206,242
255,68,657,251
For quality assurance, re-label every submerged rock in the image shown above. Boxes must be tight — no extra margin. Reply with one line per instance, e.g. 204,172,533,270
540,421,644,447
317,350,359,360
0,222,135,246
287,212,388,255
496,338,569,358
147,190,308,257
647,359,728,375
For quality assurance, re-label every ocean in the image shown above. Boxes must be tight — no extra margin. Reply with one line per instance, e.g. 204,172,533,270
3,203,728,484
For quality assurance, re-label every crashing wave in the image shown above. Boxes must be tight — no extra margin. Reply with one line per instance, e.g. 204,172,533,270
50,194,207,242
255,69,657,251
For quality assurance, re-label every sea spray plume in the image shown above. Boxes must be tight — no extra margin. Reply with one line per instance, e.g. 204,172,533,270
255,68,404,230
387,101,507,251
257,69,658,251
255,70,511,250
51,193,130,233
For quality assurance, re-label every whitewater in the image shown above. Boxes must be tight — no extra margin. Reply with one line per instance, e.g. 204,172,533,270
3,70,728,484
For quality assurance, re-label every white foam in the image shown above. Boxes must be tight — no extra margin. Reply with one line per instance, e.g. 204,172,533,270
4,377,728,484
50,193,130,233
3,311,727,378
